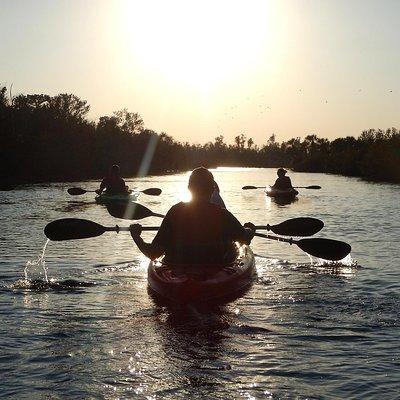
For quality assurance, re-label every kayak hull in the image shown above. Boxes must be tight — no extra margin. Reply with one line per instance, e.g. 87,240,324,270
265,186,298,200
148,245,256,305
95,191,139,204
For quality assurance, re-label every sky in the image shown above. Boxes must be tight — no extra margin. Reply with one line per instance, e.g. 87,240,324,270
1,0,399,145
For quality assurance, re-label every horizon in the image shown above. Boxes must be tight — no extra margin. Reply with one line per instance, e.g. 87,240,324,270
1,0,399,144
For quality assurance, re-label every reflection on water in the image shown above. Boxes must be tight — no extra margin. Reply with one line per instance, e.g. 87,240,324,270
55,200,95,213
8,278,96,291
0,168,399,398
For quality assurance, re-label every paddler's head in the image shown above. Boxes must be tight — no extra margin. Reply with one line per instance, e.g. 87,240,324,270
277,167,287,177
188,167,214,202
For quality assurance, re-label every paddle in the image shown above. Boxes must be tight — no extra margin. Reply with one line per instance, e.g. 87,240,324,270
44,218,159,241
106,202,164,220
255,217,323,237
242,185,321,190
254,232,351,261
45,216,323,242
106,201,322,236
67,187,162,196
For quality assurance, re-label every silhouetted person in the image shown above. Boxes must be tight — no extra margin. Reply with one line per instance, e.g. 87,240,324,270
272,168,294,190
96,165,128,195
130,167,255,264
210,181,226,209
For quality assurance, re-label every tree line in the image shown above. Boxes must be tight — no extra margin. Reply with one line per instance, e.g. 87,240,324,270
1,87,399,184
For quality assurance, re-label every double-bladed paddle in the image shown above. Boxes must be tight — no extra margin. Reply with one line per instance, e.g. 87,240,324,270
67,187,162,196
44,216,324,242
44,218,348,261
242,185,321,190
254,232,351,261
105,203,323,236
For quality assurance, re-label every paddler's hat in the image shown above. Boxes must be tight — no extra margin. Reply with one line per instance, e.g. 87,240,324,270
111,164,120,173
277,168,287,176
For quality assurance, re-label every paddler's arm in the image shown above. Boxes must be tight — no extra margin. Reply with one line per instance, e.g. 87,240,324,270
96,178,106,195
224,210,255,245
130,224,165,260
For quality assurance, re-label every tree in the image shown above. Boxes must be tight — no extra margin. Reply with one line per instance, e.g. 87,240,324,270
234,133,246,149
113,108,144,135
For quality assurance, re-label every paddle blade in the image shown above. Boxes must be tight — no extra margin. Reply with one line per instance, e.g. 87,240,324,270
306,185,321,190
44,218,106,241
297,238,351,261
67,187,87,196
270,217,324,237
106,201,164,220
141,188,162,196
242,186,258,190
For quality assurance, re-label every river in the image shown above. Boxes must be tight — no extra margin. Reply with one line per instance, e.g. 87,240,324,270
0,167,399,399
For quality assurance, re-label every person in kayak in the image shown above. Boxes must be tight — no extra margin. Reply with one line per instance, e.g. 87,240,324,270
210,181,226,209
130,167,255,264
96,165,129,195
272,168,295,190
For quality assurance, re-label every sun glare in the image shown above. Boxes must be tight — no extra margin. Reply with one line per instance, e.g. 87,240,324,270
118,0,272,95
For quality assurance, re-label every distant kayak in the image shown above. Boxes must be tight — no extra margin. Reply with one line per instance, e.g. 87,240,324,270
265,186,299,200
148,244,256,305
95,191,139,204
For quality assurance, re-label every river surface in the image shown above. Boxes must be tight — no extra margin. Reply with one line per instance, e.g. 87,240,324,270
1,168,399,399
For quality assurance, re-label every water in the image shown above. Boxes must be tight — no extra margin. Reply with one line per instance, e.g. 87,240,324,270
0,168,399,399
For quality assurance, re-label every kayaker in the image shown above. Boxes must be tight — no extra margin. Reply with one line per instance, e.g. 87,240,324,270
272,168,294,190
130,167,255,264
96,165,129,195
210,181,226,209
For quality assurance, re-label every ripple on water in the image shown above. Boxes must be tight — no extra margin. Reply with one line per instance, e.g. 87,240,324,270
1,169,400,399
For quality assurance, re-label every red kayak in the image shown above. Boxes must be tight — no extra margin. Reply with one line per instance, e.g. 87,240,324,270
148,244,256,305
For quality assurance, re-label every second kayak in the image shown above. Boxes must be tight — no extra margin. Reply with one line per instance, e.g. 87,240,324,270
265,186,299,200
95,191,139,204
148,244,256,305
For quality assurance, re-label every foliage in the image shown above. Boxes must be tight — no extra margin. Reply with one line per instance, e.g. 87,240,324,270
1,87,399,184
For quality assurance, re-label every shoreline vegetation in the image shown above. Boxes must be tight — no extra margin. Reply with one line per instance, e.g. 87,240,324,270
1,87,399,185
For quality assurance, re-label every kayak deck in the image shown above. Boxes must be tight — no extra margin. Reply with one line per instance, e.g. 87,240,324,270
95,191,139,204
265,186,298,199
148,244,256,305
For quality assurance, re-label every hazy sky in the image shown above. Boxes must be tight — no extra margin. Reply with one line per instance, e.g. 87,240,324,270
1,0,399,145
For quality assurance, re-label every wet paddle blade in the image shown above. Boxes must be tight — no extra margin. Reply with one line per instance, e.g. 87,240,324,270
106,201,164,220
297,238,351,261
67,187,87,195
44,218,106,241
141,188,162,196
270,217,324,237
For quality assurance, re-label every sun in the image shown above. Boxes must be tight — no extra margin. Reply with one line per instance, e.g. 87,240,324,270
117,0,273,95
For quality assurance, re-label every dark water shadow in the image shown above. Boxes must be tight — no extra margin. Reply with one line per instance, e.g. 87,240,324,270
271,196,299,207
55,201,95,213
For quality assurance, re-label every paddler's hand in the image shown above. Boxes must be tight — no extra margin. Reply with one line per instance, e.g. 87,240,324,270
129,223,143,240
244,222,256,232
243,222,256,244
